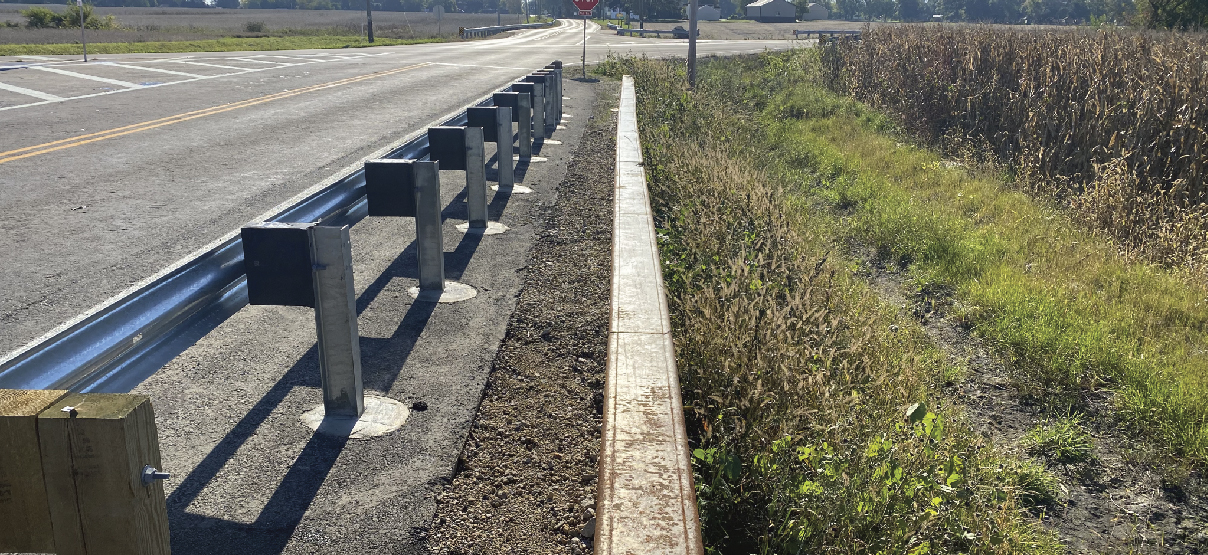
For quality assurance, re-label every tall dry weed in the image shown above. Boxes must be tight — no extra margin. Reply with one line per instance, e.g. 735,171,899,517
824,26,1208,274
598,55,1059,554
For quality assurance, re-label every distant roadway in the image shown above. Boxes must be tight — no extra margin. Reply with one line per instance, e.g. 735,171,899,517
0,19,792,355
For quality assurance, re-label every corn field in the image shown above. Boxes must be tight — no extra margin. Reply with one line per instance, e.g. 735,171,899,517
821,26,1208,273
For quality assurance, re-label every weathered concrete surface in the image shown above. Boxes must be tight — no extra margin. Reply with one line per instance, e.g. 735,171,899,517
595,76,703,555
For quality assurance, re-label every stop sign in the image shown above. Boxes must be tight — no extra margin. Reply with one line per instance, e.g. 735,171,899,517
572,0,599,12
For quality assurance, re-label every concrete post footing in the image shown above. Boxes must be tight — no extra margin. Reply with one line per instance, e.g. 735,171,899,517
301,395,409,439
408,281,477,303
455,221,509,235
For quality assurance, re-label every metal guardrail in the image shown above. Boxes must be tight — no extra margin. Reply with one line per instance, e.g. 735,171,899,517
595,74,703,555
0,72,555,395
460,21,553,39
614,27,696,38
793,29,863,38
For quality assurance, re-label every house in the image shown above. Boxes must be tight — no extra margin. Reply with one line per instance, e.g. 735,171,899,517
745,0,795,22
801,2,828,19
681,2,724,20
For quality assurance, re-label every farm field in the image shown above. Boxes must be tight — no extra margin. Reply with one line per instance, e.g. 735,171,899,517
598,19,1081,40
0,5,524,53
597,31,1208,553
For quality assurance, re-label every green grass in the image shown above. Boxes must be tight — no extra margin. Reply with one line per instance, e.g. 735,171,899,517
1023,417,1096,464
597,54,1063,555
761,75,1208,465
599,46,1208,552
0,35,444,55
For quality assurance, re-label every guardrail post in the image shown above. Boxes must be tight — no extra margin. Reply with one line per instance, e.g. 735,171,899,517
525,72,557,133
467,106,514,187
363,159,449,295
545,61,563,122
512,81,544,141
310,225,364,417
429,126,488,229
240,222,365,417
493,91,532,160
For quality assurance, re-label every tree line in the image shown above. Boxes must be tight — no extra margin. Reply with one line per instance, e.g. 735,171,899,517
1,0,1200,28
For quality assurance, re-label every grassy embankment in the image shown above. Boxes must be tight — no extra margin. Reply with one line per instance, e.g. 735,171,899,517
0,35,436,55
599,40,1208,551
599,55,1063,554
813,27,1208,465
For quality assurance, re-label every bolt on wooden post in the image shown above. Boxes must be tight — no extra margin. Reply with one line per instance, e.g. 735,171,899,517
0,390,171,555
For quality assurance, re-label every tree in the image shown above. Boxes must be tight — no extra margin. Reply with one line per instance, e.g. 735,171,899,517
898,0,921,19
1142,0,1207,28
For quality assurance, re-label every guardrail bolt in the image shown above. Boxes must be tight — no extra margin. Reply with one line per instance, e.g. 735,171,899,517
141,465,170,486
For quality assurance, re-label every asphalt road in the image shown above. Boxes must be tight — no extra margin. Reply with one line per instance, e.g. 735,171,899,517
0,19,792,356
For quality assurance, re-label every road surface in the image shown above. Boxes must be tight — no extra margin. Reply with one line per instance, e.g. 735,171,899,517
0,19,789,355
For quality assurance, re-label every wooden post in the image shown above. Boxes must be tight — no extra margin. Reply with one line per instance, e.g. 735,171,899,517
38,392,171,555
0,389,69,552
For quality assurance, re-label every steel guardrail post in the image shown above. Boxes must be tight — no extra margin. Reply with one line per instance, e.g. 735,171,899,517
414,161,445,292
239,222,365,417
465,126,488,229
516,81,545,141
467,106,514,187
309,225,365,417
429,126,487,229
496,106,514,186
492,91,532,160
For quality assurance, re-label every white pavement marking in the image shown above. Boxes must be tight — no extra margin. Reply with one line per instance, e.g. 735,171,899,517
171,61,250,71
17,55,58,61
227,58,284,64
0,81,64,101
429,62,534,71
103,63,203,78
32,66,141,88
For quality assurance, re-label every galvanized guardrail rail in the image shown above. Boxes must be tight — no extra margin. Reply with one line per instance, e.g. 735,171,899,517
793,29,863,39
0,63,562,395
460,20,554,38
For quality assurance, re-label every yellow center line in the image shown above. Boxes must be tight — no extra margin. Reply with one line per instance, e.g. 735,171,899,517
0,62,431,166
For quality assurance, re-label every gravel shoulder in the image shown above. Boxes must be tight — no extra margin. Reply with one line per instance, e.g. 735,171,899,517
427,78,618,555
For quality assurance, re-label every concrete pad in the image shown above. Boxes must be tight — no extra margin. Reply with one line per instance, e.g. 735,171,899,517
596,75,702,555
300,395,409,439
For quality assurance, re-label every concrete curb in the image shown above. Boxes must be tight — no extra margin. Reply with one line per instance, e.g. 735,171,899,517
595,75,704,555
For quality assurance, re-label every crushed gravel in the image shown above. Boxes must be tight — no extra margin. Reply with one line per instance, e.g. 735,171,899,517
425,78,618,555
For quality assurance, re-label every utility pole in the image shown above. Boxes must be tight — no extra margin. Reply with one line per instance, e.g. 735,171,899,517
688,0,697,87
77,0,87,62
365,0,374,42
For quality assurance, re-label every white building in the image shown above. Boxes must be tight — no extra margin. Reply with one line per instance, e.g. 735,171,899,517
745,0,795,22
801,2,828,19
698,4,722,20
